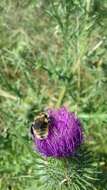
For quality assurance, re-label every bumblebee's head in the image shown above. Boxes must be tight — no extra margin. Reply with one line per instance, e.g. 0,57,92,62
31,112,50,140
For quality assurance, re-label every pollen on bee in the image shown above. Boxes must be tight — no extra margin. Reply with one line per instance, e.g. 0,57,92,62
44,118,48,123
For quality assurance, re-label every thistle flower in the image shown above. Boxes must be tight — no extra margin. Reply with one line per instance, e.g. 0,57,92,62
32,107,83,157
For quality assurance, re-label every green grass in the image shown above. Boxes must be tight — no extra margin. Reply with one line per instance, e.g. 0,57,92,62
0,0,107,189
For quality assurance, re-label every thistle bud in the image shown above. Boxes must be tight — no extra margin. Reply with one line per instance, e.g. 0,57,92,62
32,107,83,157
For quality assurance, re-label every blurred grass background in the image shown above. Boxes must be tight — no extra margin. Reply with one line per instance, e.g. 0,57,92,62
0,0,107,189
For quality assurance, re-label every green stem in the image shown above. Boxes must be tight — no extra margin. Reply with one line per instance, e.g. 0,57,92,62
0,89,17,100
56,86,66,108
78,113,107,120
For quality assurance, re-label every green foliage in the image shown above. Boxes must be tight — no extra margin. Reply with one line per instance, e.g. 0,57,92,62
35,146,98,190
0,0,107,190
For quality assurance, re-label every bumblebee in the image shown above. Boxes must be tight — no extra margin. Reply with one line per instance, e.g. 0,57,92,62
31,112,50,140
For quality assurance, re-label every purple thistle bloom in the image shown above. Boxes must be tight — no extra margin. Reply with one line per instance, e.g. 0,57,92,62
32,107,83,157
